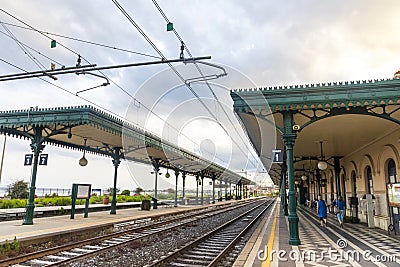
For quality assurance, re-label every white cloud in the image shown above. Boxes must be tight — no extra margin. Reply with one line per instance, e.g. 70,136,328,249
1,1,399,190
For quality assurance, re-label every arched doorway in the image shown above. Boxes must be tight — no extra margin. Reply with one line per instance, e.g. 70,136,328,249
387,159,399,232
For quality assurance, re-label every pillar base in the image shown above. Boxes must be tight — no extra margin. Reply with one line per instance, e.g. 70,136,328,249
288,214,300,245
23,204,35,225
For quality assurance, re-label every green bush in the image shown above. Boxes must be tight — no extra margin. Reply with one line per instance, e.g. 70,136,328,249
0,237,19,255
34,197,71,207
121,189,131,196
0,199,26,209
0,194,151,209
89,195,102,204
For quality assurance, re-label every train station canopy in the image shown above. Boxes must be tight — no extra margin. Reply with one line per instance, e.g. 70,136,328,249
0,105,253,185
231,78,400,184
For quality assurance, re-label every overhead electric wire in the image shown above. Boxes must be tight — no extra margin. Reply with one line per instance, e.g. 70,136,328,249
0,20,162,60
0,58,129,121
151,0,261,170
112,0,231,165
0,8,220,164
0,29,64,67
0,22,47,72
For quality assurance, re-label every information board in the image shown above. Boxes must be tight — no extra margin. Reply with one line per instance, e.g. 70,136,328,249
387,183,400,207
76,184,91,199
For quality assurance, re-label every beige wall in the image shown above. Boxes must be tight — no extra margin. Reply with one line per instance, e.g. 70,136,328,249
312,126,399,230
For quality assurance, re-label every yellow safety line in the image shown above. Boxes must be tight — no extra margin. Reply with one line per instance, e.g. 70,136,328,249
262,209,277,267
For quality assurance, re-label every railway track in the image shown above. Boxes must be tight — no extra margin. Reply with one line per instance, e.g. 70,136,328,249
149,199,275,267
3,199,265,267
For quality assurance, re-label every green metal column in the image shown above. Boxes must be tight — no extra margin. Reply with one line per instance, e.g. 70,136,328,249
334,156,342,198
280,161,288,216
282,111,300,245
152,159,160,209
219,178,222,201
196,174,199,204
224,180,227,200
181,172,186,205
282,160,288,216
201,173,204,205
211,176,216,204
174,170,180,207
110,147,122,215
23,126,45,225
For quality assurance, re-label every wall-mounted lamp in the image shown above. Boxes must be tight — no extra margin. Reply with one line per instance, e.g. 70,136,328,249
301,175,308,181
79,139,88,166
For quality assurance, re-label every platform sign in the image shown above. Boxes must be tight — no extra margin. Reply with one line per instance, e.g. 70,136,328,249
24,154,33,166
39,154,48,165
272,149,283,163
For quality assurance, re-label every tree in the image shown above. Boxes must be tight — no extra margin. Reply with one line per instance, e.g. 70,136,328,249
8,180,29,199
135,187,143,195
121,189,130,196
106,187,120,195
167,188,175,194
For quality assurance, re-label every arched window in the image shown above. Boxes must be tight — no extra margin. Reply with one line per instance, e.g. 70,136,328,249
366,166,374,194
388,159,397,184
351,170,357,197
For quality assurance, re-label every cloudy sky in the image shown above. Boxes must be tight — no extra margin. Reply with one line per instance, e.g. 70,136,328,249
0,1,399,193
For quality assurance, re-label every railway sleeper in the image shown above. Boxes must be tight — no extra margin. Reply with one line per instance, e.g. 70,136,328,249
201,242,229,248
181,253,216,260
188,250,218,256
72,248,95,253
83,245,104,249
29,259,55,265
60,251,82,256
205,239,230,245
174,257,211,265
45,255,70,260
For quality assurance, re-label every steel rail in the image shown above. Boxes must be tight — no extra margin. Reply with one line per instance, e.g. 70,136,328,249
149,198,274,266
0,199,257,266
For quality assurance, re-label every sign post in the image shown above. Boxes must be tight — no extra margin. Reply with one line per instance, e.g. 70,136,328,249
70,183,91,219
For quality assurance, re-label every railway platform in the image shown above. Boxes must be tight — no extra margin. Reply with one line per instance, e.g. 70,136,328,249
0,201,221,244
235,198,400,267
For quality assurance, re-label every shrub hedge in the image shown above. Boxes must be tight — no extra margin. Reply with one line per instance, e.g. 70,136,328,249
0,194,151,209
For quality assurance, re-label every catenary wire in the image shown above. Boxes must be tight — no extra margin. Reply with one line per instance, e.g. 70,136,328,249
0,22,47,72
0,29,65,67
0,20,162,60
0,8,223,165
151,0,261,170
112,0,231,165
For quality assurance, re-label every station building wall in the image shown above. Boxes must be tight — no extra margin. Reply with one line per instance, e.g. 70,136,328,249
322,127,399,230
